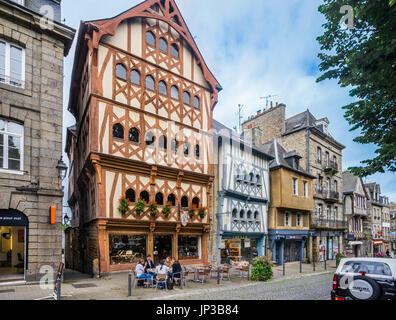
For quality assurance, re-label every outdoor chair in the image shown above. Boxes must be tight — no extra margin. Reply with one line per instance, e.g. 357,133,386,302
198,267,211,283
155,273,168,291
172,271,187,288
133,271,152,289
238,265,250,278
220,265,232,280
182,267,194,281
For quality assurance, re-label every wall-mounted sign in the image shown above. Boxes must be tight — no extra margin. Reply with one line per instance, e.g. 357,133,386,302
181,214,188,227
0,210,28,227
245,240,251,248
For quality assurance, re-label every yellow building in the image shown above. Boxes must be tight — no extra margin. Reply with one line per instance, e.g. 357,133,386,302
263,140,315,265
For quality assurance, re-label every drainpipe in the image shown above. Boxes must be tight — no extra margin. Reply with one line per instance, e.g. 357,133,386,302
306,128,310,173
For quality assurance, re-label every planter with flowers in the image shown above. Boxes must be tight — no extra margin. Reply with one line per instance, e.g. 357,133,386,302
148,201,160,218
198,207,208,219
336,252,348,267
118,197,131,215
188,205,197,219
376,253,388,258
135,199,146,216
251,256,273,282
162,201,172,219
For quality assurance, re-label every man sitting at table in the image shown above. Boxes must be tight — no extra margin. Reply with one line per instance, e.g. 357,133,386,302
135,259,152,287
144,255,155,272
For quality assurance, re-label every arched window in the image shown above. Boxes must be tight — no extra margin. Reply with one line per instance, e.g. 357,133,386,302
113,123,124,140
116,63,127,81
250,173,254,182
232,209,237,219
171,85,179,100
145,75,155,91
126,189,136,203
159,80,167,96
193,96,200,109
256,175,261,184
129,127,140,143
254,211,259,220
181,196,189,208
155,193,164,205
171,139,178,154
140,191,149,203
240,210,245,219
183,142,190,156
195,145,200,159
171,43,179,59
159,38,168,53
159,135,167,150
146,31,155,47
183,91,191,105
145,131,155,146
247,211,252,220
192,197,200,208
131,70,141,85
167,194,176,206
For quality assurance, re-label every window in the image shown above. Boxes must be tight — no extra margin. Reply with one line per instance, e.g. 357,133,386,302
240,210,245,219
285,212,290,227
0,40,25,87
159,38,168,53
193,96,200,109
128,128,140,143
145,132,155,146
159,80,167,96
171,85,179,100
325,151,330,166
183,91,191,105
159,135,167,150
317,147,322,164
171,44,179,59
195,144,200,159
116,63,127,81
183,142,190,156
292,178,298,196
131,70,140,85
146,31,155,47
181,196,189,208
178,236,200,259
167,194,176,206
341,261,392,276
0,119,23,172
171,139,178,154
109,234,147,265
232,209,237,219
192,197,200,208
113,123,124,140
125,189,136,203
297,214,302,227
155,193,164,205
254,211,259,220
334,180,338,192
140,191,150,203
247,211,252,220
145,75,155,91
303,181,308,198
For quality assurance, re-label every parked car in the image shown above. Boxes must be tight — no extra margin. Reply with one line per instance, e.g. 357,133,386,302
332,258,396,300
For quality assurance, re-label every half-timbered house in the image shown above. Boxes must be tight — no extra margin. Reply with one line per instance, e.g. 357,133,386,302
65,0,221,275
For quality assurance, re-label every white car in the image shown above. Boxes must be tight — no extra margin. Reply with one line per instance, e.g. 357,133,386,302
332,257,396,300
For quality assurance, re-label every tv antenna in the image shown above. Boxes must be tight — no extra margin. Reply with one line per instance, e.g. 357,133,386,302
238,104,244,133
260,95,278,108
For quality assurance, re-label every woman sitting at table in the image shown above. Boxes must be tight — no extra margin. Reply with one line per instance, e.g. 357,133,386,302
165,256,172,268
171,260,183,282
144,255,155,272
135,259,152,286
156,260,169,289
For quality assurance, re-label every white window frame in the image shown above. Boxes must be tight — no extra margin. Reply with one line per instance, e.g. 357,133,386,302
303,181,308,198
297,214,302,227
0,119,24,175
285,212,290,227
292,178,298,196
0,39,25,88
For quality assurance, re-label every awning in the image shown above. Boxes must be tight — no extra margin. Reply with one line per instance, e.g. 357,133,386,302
348,241,363,245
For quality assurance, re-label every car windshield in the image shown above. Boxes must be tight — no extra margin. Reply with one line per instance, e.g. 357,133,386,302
341,261,392,276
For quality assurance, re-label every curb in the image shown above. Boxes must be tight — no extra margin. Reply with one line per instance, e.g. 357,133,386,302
145,270,334,300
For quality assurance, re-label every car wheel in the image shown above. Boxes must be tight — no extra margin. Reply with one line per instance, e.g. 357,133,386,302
347,275,381,300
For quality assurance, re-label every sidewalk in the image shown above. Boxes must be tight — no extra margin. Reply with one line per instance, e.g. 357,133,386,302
0,261,336,300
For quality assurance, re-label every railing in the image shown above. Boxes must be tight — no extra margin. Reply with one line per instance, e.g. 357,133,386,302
0,74,25,88
324,160,339,172
311,217,347,229
324,190,340,202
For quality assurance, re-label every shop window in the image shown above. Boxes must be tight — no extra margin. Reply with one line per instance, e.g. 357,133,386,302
145,131,155,147
128,127,140,143
181,196,189,208
125,189,136,203
159,135,167,150
131,69,141,85
140,191,149,203
178,236,199,259
145,75,155,91
192,197,200,208
159,80,167,96
159,37,168,53
171,85,179,100
193,96,200,109
146,31,155,47
171,43,179,59
116,63,127,81
167,194,176,206
109,234,147,265
0,119,23,171
155,193,164,205
183,91,191,105
113,123,124,140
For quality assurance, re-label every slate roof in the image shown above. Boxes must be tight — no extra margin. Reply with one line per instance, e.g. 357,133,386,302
342,171,359,194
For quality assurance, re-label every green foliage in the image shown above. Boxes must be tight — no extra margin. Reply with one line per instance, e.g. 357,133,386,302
198,207,208,219
251,256,273,282
148,201,159,218
336,252,348,267
162,201,172,218
118,196,131,214
317,0,396,177
135,199,146,216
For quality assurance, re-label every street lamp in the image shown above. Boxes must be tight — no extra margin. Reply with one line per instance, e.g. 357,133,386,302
56,157,68,180
63,214,70,225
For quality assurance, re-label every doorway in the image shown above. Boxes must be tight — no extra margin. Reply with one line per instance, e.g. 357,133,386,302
0,226,25,282
153,235,173,265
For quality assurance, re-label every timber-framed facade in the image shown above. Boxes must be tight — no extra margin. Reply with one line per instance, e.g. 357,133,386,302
65,0,221,275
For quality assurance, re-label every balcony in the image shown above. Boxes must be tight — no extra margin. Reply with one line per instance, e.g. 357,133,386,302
324,190,340,203
311,217,347,230
324,160,339,174
315,187,324,197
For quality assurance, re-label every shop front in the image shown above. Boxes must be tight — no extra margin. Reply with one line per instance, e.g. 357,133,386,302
220,233,265,264
268,230,309,265
372,239,383,255
0,210,28,283
312,231,343,262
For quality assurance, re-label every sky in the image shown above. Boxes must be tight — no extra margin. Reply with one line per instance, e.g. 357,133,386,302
60,0,395,210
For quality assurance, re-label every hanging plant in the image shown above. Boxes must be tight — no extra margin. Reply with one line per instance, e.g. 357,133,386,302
135,199,146,216
188,205,197,218
198,207,208,219
328,168,334,177
162,201,172,218
118,197,131,215
148,201,160,218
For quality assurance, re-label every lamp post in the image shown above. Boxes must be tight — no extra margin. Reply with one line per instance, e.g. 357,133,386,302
56,157,68,181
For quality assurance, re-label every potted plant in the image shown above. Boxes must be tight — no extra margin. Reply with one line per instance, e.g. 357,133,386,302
162,201,172,218
135,199,146,216
148,201,159,218
251,256,273,282
188,205,197,219
198,207,207,219
118,197,131,215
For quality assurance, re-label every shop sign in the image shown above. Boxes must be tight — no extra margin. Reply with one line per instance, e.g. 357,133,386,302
391,231,396,236
245,240,251,248
287,235,301,240
347,234,355,241
373,240,383,245
181,213,188,227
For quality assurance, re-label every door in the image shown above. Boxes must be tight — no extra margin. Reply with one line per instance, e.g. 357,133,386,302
0,226,25,282
153,235,173,265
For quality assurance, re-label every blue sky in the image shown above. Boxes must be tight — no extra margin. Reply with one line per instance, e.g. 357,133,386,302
61,0,395,204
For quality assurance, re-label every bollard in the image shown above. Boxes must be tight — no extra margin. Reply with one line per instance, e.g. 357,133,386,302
248,264,250,281
325,259,327,270
180,271,184,290
283,262,285,276
300,260,302,274
128,273,132,297
217,267,220,285
313,258,316,272
56,279,61,301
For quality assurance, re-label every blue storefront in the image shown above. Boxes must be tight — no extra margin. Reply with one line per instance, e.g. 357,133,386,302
268,230,309,265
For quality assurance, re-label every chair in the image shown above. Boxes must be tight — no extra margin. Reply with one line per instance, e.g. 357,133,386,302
238,265,249,278
221,265,232,280
182,267,194,281
198,267,211,283
155,273,168,291
133,271,152,289
172,271,187,288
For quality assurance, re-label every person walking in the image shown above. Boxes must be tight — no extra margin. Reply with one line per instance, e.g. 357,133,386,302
225,246,231,265
386,249,391,258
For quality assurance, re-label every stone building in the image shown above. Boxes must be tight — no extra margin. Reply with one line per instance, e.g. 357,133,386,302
391,204,396,252
65,0,221,276
242,104,347,262
212,120,272,264
262,139,315,265
342,171,369,257
0,0,74,282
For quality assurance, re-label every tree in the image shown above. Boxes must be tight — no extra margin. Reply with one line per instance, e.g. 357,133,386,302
316,0,396,177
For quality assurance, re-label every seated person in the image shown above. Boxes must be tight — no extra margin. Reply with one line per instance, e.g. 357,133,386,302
156,260,169,289
135,259,152,286
144,255,155,273
165,256,172,268
172,260,183,281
